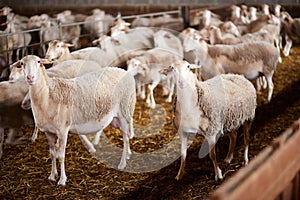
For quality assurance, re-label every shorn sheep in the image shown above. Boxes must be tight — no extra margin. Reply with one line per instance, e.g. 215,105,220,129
9,59,107,149
161,60,257,181
12,55,136,186
183,35,279,102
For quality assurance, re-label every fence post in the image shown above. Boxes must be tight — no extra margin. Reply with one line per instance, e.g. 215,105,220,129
181,6,190,29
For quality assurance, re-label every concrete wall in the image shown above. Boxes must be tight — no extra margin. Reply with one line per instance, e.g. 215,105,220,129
1,0,299,17
1,0,300,8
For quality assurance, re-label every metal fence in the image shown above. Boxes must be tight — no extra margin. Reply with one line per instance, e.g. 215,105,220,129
0,7,182,64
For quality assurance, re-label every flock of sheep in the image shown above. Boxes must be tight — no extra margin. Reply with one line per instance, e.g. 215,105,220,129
0,3,299,186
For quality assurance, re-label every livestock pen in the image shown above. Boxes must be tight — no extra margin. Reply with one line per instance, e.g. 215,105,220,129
1,1,300,199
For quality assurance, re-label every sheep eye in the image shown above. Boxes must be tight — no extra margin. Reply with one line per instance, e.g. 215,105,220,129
37,60,40,63
187,65,190,69
20,62,23,66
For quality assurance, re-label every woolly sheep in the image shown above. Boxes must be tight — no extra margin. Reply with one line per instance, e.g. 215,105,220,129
12,55,136,186
161,60,257,181
183,35,279,102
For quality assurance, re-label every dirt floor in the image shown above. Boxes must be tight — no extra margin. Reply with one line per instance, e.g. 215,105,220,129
0,43,300,199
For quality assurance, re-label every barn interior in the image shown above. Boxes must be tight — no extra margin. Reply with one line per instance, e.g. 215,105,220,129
1,0,300,199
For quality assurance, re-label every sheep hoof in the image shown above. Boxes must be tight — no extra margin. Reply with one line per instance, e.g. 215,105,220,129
48,174,56,181
215,168,223,181
57,178,66,186
175,175,181,181
224,155,233,163
88,146,96,153
118,162,126,170
126,151,132,160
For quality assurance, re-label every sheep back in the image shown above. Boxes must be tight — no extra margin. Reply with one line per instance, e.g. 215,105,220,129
197,74,256,137
48,67,135,124
208,42,279,73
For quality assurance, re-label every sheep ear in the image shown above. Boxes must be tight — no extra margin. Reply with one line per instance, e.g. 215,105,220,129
63,43,74,48
40,58,53,65
200,37,209,42
92,39,100,45
189,64,201,69
11,60,21,68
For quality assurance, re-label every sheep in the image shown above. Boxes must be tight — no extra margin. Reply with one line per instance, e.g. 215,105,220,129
0,79,36,159
45,40,109,67
110,18,131,37
5,14,31,60
131,14,183,31
280,12,300,57
46,28,153,68
55,10,81,49
183,34,279,102
127,30,182,108
161,60,257,181
12,55,136,185
83,8,114,40
9,59,107,149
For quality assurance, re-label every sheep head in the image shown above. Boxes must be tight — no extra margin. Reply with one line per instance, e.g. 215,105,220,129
45,40,73,61
12,55,44,85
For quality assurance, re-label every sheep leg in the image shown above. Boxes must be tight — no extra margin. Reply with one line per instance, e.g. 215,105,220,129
118,114,132,169
57,131,69,186
175,131,188,180
0,128,4,159
166,77,175,103
79,135,96,153
265,74,274,102
45,132,58,182
283,35,292,57
5,128,18,144
31,126,39,142
224,130,237,163
243,121,252,165
92,129,104,146
146,81,159,109
207,136,223,181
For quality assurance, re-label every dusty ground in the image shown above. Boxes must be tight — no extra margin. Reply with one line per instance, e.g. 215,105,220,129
0,43,300,199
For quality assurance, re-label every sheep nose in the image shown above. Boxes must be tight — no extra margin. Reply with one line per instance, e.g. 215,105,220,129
27,75,34,82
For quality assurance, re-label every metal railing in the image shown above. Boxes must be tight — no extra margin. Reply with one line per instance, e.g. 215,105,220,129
0,7,182,64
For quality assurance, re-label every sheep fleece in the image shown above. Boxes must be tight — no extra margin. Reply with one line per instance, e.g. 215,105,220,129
47,67,135,124
196,74,257,136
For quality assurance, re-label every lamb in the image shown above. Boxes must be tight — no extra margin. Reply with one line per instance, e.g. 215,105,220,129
161,60,257,181
0,79,36,159
183,35,279,102
12,55,136,185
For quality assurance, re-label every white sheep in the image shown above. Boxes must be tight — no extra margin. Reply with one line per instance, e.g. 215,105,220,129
127,30,182,108
12,55,136,186
183,35,279,102
9,59,108,150
0,79,36,159
55,10,81,49
161,60,257,181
